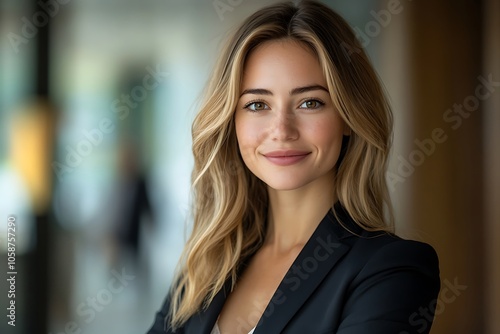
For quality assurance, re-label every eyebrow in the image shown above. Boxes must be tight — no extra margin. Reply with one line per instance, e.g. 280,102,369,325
239,84,329,97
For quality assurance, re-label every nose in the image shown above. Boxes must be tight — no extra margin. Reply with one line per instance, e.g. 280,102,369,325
269,110,299,142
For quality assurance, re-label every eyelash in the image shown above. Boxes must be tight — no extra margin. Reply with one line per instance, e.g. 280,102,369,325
243,99,268,112
243,98,326,112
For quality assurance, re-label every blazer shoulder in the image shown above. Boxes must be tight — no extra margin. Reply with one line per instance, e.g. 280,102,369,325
337,237,441,333
327,204,440,280
347,235,441,290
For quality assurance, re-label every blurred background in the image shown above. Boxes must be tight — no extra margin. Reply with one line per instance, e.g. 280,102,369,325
0,0,498,333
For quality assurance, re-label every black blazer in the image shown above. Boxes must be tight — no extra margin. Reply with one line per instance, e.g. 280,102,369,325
147,207,440,334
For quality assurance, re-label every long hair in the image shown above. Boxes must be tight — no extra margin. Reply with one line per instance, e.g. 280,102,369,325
167,0,394,329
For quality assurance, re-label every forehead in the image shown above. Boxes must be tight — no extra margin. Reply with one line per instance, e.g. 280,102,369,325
241,39,326,90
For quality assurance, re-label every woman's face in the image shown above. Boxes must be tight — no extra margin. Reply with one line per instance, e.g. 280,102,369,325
235,39,349,191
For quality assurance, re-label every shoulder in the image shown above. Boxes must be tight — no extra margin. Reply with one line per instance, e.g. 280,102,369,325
342,232,441,311
330,202,438,271
320,206,440,285
343,231,440,280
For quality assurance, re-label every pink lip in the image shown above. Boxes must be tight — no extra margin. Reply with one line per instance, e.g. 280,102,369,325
263,150,311,166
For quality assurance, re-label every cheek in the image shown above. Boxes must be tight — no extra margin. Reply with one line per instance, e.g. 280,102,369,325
304,117,345,169
235,116,263,174
306,117,345,147
235,114,263,153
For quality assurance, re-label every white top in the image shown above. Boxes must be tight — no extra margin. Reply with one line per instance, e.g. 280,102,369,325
211,321,256,334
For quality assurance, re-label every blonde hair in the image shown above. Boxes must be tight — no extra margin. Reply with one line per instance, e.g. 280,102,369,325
167,0,394,329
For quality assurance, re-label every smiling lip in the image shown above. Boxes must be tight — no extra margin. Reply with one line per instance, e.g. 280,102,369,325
263,150,311,166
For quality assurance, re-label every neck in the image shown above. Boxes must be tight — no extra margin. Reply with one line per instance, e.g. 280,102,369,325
263,171,336,254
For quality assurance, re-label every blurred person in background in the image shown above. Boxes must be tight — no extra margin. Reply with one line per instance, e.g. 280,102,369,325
109,139,154,269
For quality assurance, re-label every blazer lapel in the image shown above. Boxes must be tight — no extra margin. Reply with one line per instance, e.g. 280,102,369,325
254,208,352,333
185,206,357,334
184,277,232,334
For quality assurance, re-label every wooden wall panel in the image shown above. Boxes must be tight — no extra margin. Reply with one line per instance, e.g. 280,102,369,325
380,0,487,332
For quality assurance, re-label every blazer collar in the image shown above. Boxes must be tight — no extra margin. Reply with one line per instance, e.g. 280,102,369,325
184,204,358,334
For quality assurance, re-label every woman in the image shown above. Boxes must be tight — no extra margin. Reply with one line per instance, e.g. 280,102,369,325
148,1,440,333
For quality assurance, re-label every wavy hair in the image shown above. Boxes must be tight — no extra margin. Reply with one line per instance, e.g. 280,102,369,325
167,0,394,329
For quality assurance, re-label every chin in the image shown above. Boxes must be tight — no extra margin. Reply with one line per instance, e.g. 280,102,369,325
256,168,336,192
261,176,312,192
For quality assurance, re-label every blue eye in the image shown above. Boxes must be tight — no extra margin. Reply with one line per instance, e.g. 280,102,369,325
244,101,269,111
299,99,324,109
